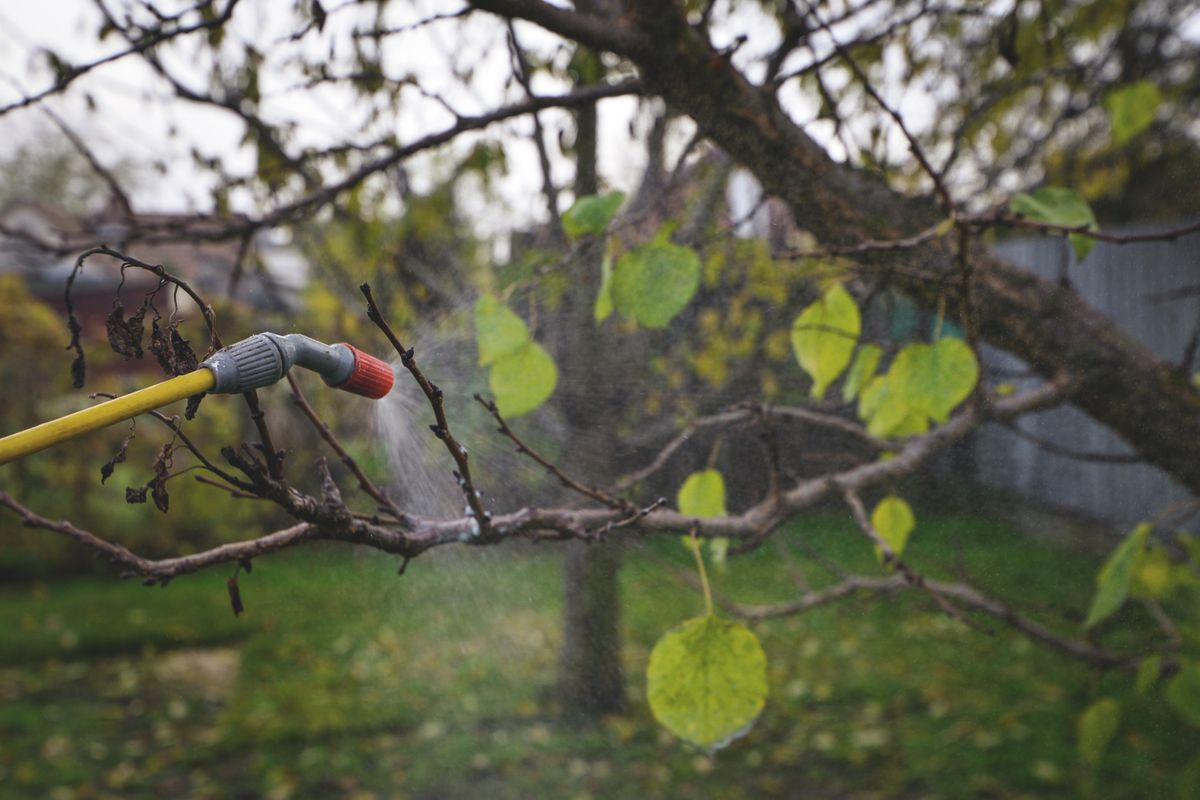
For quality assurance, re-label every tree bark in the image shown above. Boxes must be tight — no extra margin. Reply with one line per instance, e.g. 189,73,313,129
555,67,626,716
559,515,625,716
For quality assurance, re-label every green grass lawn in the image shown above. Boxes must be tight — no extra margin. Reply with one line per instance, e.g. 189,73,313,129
0,512,1195,799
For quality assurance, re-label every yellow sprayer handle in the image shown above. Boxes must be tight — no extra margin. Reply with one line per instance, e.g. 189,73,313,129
0,368,216,466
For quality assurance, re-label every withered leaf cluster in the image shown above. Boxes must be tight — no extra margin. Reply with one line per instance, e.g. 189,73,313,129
148,318,198,377
107,296,206,418
104,300,147,360
123,442,173,513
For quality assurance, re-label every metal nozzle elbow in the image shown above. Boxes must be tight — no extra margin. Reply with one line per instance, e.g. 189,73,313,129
200,333,394,398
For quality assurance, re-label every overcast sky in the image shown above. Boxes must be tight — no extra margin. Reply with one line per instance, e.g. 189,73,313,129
0,1,951,239
0,2,666,235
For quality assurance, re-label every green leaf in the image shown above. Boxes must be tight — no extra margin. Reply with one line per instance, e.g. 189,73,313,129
1131,545,1172,599
1077,698,1120,766
1084,523,1152,629
677,470,729,566
886,412,931,437
1009,186,1100,262
594,252,614,322
1135,655,1163,696
488,341,557,418
677,469,727,518
612,240,701,329
858,374,926,438
890,338,979,424
475,295,528,366
857,375,890,425
562,191,624,238
677,472,726,554
1166,666,1200,728
1104,81,1162,146
842,344,882,402
646,615,768,750
791,284,861,399
871,495,915,565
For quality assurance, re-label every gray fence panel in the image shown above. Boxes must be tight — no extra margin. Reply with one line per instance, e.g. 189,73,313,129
974,226,1200,528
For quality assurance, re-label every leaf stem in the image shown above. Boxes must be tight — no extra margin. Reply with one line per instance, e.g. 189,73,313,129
690,526,714,617
705,435,724,470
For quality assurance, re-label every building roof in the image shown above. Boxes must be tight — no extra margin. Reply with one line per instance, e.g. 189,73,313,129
0,198,309,313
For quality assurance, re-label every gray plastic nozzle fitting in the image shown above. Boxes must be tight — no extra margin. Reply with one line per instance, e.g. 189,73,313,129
201,333,356,394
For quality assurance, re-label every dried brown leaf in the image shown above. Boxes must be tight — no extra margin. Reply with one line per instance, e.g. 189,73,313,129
100,427,135,484
185,393,205,420
170,327,198,373
227,577,244,617
149,318,173,375
149,443,172,513
104,301,145,359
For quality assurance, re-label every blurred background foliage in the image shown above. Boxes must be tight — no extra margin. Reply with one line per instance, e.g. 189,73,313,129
2,0,1200,795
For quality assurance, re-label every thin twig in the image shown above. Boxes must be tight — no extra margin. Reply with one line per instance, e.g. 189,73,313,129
615,401,885,492
0,489,316,583
69,247,222,348
840,485,975,628
360,282,492,537
41,108,133,218
242,389,284,480
796,0,955,210
0,0,243,117
965,213,1200,246
354,7,472,38
475,393,631,511
287,372,406,521
587,497,667,539
1142,598,1183,649
773,535,809,592
1001,420,1141,464
725,573,1129,669
507,22,561,229
89,392,249,491
774,220,948,261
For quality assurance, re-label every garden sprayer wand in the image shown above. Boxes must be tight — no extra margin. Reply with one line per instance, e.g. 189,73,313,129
0,333,394,466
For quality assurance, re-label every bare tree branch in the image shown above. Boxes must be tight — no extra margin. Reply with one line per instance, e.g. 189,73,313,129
359,282,492,538
41,108,134,219
0,0,243,117
0,489,317,583
475,393,632,511
286,372,406,521
615,401,885,492
964,212,1200,246
726,573,1128,669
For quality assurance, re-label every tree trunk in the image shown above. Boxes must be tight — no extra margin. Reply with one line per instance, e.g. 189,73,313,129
558,516,625,716
555,67,626,716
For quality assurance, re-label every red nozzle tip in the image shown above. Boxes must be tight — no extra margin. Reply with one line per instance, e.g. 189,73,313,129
336,344,394,399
